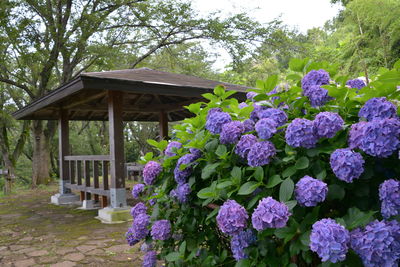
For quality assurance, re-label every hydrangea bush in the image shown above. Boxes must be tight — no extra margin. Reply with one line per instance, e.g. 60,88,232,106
126,58,400,267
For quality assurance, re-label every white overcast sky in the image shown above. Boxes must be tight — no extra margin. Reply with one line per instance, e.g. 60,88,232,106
191,0,342,69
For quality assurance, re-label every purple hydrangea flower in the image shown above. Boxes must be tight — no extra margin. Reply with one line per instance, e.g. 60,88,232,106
239,102,248,109
220,121,245,144
313,112,344,138
165,141,182,157
246,91,258,101
306,85,332,107
235,134,258,159
216,200,248,235
251,197,290,230
302,69,330,93
255,118,277,140
131,213,151,241
346,79,366,90
348,121,367,149
132,184,145,199
141,242,153,252
351,220,400,267
285,118,318,148
125,227,140,246
330,148,364,183
206,108,222,119
358,97,397,121
379,179,400,219
174,153,198,184
258,108,288,127
143,250,157,267
250,104,267,122
143,161,162,185
130,202,147,219
243,119,255,132
148,193,157,206
247,141,276,167
295,176,328,207
359,118,400,158
230,229,257,261
206,111,232,134
189,148,202,159
310,218,350,263
151,220,171,240
170,183,191,203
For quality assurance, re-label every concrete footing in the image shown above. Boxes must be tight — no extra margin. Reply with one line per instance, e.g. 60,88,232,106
95,207,132,224
50,193,80,205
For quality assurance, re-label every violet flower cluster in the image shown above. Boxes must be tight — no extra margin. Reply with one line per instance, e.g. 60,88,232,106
205,110,232,134
126,213,150,246
132,184,145,199
295,176,328,207
216,200,248,235
285,118,318,148
220,121,245,144
130,202,147,219
143,161,162,185
252,197,290,230
313,112,344,138
151,220,171,240
250,104,267,122
230,229,256,261
255,118,277,140
170,183,191,203
164,141,182,157
330,148,365,183
310,218,350,263
379,179,400,219
174,153,198,185
247,141,276,167
258,108,288,127
348,121,367,149
142,250,157,267
301,70,331,107
358,97,397,121
243,119,255,132
346,79,366,90
234,134,258,159
350,220,400,267
246,91,258,101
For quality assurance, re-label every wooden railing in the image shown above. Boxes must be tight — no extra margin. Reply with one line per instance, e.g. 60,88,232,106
64,155,110,208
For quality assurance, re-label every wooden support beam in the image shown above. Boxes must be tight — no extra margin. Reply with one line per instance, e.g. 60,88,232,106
108,91,126,208
59,109,71,194
159,111,168,140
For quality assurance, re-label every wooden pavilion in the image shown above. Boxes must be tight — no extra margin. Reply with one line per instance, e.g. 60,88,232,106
13,68,248,223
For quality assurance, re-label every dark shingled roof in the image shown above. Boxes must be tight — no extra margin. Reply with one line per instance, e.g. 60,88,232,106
13,68,249,122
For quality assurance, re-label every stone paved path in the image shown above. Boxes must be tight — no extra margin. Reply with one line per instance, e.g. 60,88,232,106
0,186,142,266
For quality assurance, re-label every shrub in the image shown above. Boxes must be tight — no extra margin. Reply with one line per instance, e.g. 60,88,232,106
126,59,400,267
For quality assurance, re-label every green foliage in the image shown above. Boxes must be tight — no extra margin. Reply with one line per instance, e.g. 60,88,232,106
135,61,400,266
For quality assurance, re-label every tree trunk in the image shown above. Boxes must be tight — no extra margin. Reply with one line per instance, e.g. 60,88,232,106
3,160,15,195
31,121,52,186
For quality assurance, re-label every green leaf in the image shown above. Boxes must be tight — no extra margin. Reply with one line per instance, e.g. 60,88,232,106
238,181,260,195
285,200,297,210
179,241,186,255
201,163,220,179
254,167,264,182
286,73,302,81
300,231,311,246
265,75,278,91
279,178,294,202
206,207,219,221
327,184,345,201
205,139,218,152
295,157,309,169
197,187,214,199
282,166,297,178
235,259,251,267
289,58,308,72
215,145,227,157
217,181,233,189
266,174,283,188
165,252,181,262
343,207,376,230
202,93,217,101
147,139,159,148
214,85,225,96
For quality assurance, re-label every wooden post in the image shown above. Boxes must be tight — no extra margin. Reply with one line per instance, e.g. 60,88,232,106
59,109,71,194
159,111,168,140
108,91,126,208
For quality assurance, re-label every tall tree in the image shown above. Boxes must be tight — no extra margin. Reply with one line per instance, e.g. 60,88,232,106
0,0,277,186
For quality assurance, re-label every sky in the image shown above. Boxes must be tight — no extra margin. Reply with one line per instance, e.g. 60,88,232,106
191,0,342,69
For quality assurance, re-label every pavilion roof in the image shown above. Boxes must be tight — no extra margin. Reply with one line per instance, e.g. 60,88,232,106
13,68,248,121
